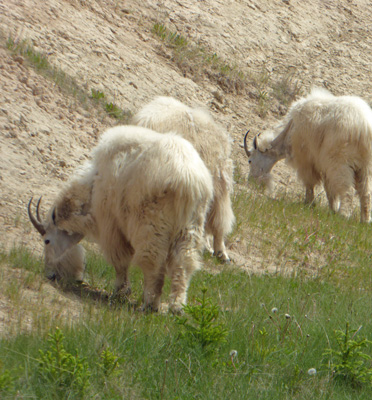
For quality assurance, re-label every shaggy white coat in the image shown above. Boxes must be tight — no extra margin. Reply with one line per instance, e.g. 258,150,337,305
132,96,235,261
41,125,213,312
247,88,372,222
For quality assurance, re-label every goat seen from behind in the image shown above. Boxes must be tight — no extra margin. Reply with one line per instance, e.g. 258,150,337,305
28,125,214,313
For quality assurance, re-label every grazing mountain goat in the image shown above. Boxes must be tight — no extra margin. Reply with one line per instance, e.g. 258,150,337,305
28,125,213,312
28,197,86,282
132,96,235,262
244,88,372,222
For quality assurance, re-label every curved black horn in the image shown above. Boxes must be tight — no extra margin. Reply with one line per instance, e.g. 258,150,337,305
28,197,46,236
253,134,259,150
243,130,251,157
36,197,42,222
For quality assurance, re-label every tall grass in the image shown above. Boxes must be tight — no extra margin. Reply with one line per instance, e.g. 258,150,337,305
2,186,372,399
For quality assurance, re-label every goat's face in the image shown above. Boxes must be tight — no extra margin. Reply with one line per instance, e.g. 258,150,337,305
28,198,84,280
243,131,275,191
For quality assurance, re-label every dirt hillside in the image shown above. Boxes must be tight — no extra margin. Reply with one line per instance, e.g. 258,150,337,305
1,0,372,332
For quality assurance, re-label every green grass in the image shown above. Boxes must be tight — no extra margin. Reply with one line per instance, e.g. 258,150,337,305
2,20,372,400
2,186,372,399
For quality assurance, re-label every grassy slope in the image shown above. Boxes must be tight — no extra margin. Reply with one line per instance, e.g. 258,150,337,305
2,22,372,400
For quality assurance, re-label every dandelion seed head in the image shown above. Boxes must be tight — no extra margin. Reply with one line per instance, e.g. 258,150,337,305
229,350,238,358
307,368,317,376
285,313,291,319
271,307,278,313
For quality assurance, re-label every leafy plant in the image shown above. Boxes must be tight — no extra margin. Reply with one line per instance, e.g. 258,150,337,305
176,287,228,349
99,348,123,378
37,327,91,396
91,89,105,100
323,322,372,388
0,369,14,393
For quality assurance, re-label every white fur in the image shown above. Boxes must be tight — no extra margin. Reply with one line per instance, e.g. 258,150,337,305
132,96,235,261
39,125,213,312
247,88,372,222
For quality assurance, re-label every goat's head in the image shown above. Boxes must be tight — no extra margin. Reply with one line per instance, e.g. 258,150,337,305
28,197,85,281
243,130,276,191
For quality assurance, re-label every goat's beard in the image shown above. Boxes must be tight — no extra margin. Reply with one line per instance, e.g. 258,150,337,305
248,173,274,194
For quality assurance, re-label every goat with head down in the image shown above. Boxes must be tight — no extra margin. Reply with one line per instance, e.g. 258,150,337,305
28,125,213,312
244,88,372,222
28,197,86,282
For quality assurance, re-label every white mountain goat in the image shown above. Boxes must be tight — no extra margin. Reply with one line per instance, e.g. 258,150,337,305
28,197,86,282
132,96,235,262
28,125,213,312
244,88,372,222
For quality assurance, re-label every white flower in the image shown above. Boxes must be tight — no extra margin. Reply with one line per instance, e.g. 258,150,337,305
307,368,317,376
229,350,238,359
285,314,291,319
271,307,278,313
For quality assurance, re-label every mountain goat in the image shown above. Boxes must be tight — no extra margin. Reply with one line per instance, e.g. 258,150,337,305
244,88,372,222
132,96,235,262
28,125,213,312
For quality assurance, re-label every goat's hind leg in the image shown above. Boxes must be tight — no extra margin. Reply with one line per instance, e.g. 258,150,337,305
355,169,372,223
104,231,134,298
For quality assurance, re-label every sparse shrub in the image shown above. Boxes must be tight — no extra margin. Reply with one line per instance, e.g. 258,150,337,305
37,327,91,397
323,322,372,388
176,287,228,349
99,348,123,378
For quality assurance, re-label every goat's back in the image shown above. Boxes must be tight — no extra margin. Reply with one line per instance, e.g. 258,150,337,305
92,125,213,228
132,96,232,176
287,90,372,168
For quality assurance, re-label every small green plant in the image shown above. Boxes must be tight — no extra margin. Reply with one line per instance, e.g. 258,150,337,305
176,287,228,349
152,23,168,40
323,322,372,388
0,369,14,393
37,327,91,396
91,89,105,100
105,102,126,120
99,348,123,378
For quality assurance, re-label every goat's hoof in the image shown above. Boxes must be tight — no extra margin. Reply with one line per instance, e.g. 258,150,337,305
214,251,231,264
139,304,159,313
168,301,184,314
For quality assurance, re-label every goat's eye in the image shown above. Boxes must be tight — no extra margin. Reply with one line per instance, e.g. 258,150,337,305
45,239,50,245
248,160,252,164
